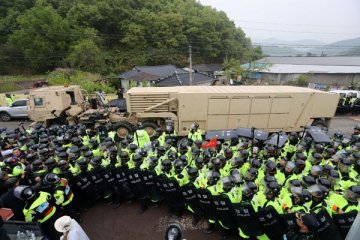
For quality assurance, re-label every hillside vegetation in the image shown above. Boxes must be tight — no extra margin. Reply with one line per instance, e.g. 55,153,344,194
0,0,262,75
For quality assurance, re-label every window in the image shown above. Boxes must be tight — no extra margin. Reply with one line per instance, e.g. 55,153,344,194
34,97,44,106
11,100,27,107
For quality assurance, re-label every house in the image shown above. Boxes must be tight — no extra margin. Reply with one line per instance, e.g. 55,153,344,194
243,57,360,88
117,64,218,90
116,65,187,91
156,72,216,87
192,64,224,77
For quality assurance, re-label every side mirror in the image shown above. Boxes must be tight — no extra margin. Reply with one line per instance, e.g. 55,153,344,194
51,110,56,114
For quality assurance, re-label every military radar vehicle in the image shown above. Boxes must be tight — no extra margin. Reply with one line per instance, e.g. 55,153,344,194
27,85,339,141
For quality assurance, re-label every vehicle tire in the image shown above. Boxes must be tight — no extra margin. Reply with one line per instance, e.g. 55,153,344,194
141,121,158,139
113,122,134,142
0,112,11,122
312,119,327,128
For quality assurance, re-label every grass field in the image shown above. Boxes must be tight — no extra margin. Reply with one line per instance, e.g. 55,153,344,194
0,75,47,93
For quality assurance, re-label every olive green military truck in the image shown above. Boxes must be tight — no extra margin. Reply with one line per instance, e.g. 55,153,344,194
27,85,339,141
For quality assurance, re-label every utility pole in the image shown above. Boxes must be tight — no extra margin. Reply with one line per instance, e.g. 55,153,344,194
189,45,193,86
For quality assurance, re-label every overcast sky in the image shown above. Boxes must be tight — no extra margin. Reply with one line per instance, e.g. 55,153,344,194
198,0,360,44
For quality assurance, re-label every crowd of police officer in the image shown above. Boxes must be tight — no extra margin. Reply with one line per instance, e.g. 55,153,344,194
0,121,360,240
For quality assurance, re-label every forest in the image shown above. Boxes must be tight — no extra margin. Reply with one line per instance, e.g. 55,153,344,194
0,0,262,75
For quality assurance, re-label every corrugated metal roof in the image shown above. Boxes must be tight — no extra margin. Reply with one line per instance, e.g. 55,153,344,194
126,85,324,94
256,57,360,66
260,64,360,74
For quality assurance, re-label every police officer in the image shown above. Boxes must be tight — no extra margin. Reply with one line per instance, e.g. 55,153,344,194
14,185,62,239
188,122,202,143
43,173,79,221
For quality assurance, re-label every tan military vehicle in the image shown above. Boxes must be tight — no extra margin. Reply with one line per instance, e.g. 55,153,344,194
27,85,339,141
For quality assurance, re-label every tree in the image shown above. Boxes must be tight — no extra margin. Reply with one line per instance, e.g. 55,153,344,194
223,58,243,83
9,2,71,71
65,38,106,73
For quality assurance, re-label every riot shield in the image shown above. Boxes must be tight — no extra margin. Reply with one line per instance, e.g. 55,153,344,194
196,188,217,222
205,130,237,141
333,210,358,239
267,132,288,148
236,128,269,141
232,202,265,237
112,166,134,200
307,126,331,143
141,169,164,202
125,168,149,200
212,194,237,229
257,205,288,240
180,183,203,215
313,208,342,240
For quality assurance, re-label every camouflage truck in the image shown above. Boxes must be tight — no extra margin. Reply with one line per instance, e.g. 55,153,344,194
27,85,339,141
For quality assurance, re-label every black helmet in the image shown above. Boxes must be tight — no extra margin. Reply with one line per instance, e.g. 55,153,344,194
161,160,172,173
26,154,36,163
265,181,281,196
174,159,184,174
178,155,188,165
88,139,99,149
224,148,233,160
345,186,360,203
310,165,323,178
57,160,69,170
179,142,188,154
148,156,158,169
90,156,102,167
242,181,258,198
206,171,221,186
14,185,36,201
80,145,89,153
129,144,138,153
195,157,204,169
230,169,243,185
221,176,234,192
244,168,258,181
132,154,143,163
187,168,199,181
119,151,129,161
157,146,166,156
265,161,277,175
68,146,80,161
294,159,305,174
43,173,60,185
250,158,261,169
44,158,56,169
151,140,160,149
302,175,316,187
231,157,244,168
84,151,94,160
167,151,177,161
316,178,331,189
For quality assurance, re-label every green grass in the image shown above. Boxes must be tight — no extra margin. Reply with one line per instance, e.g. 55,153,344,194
0,75,46,83
0,83,18,93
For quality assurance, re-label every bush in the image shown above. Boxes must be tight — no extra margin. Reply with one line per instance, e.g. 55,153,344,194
0,83,18,93
47,69,115,93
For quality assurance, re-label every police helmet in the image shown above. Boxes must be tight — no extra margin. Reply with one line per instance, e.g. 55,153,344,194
221,176,234,192
43,173,60,185
14,185,36,201
206,171,220,186
187,168,199,180
242,181,258,198
161,160,172,172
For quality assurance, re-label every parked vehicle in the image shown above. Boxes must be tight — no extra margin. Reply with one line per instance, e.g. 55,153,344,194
0,99,28,121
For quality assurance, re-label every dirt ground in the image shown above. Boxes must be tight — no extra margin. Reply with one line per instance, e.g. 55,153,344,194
80,201,237,240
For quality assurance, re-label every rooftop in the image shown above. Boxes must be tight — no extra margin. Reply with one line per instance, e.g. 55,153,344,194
260,64,360,74
256,56,360,66
156,72,216,87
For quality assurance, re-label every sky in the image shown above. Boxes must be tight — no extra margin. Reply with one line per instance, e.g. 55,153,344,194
198,0,360,44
